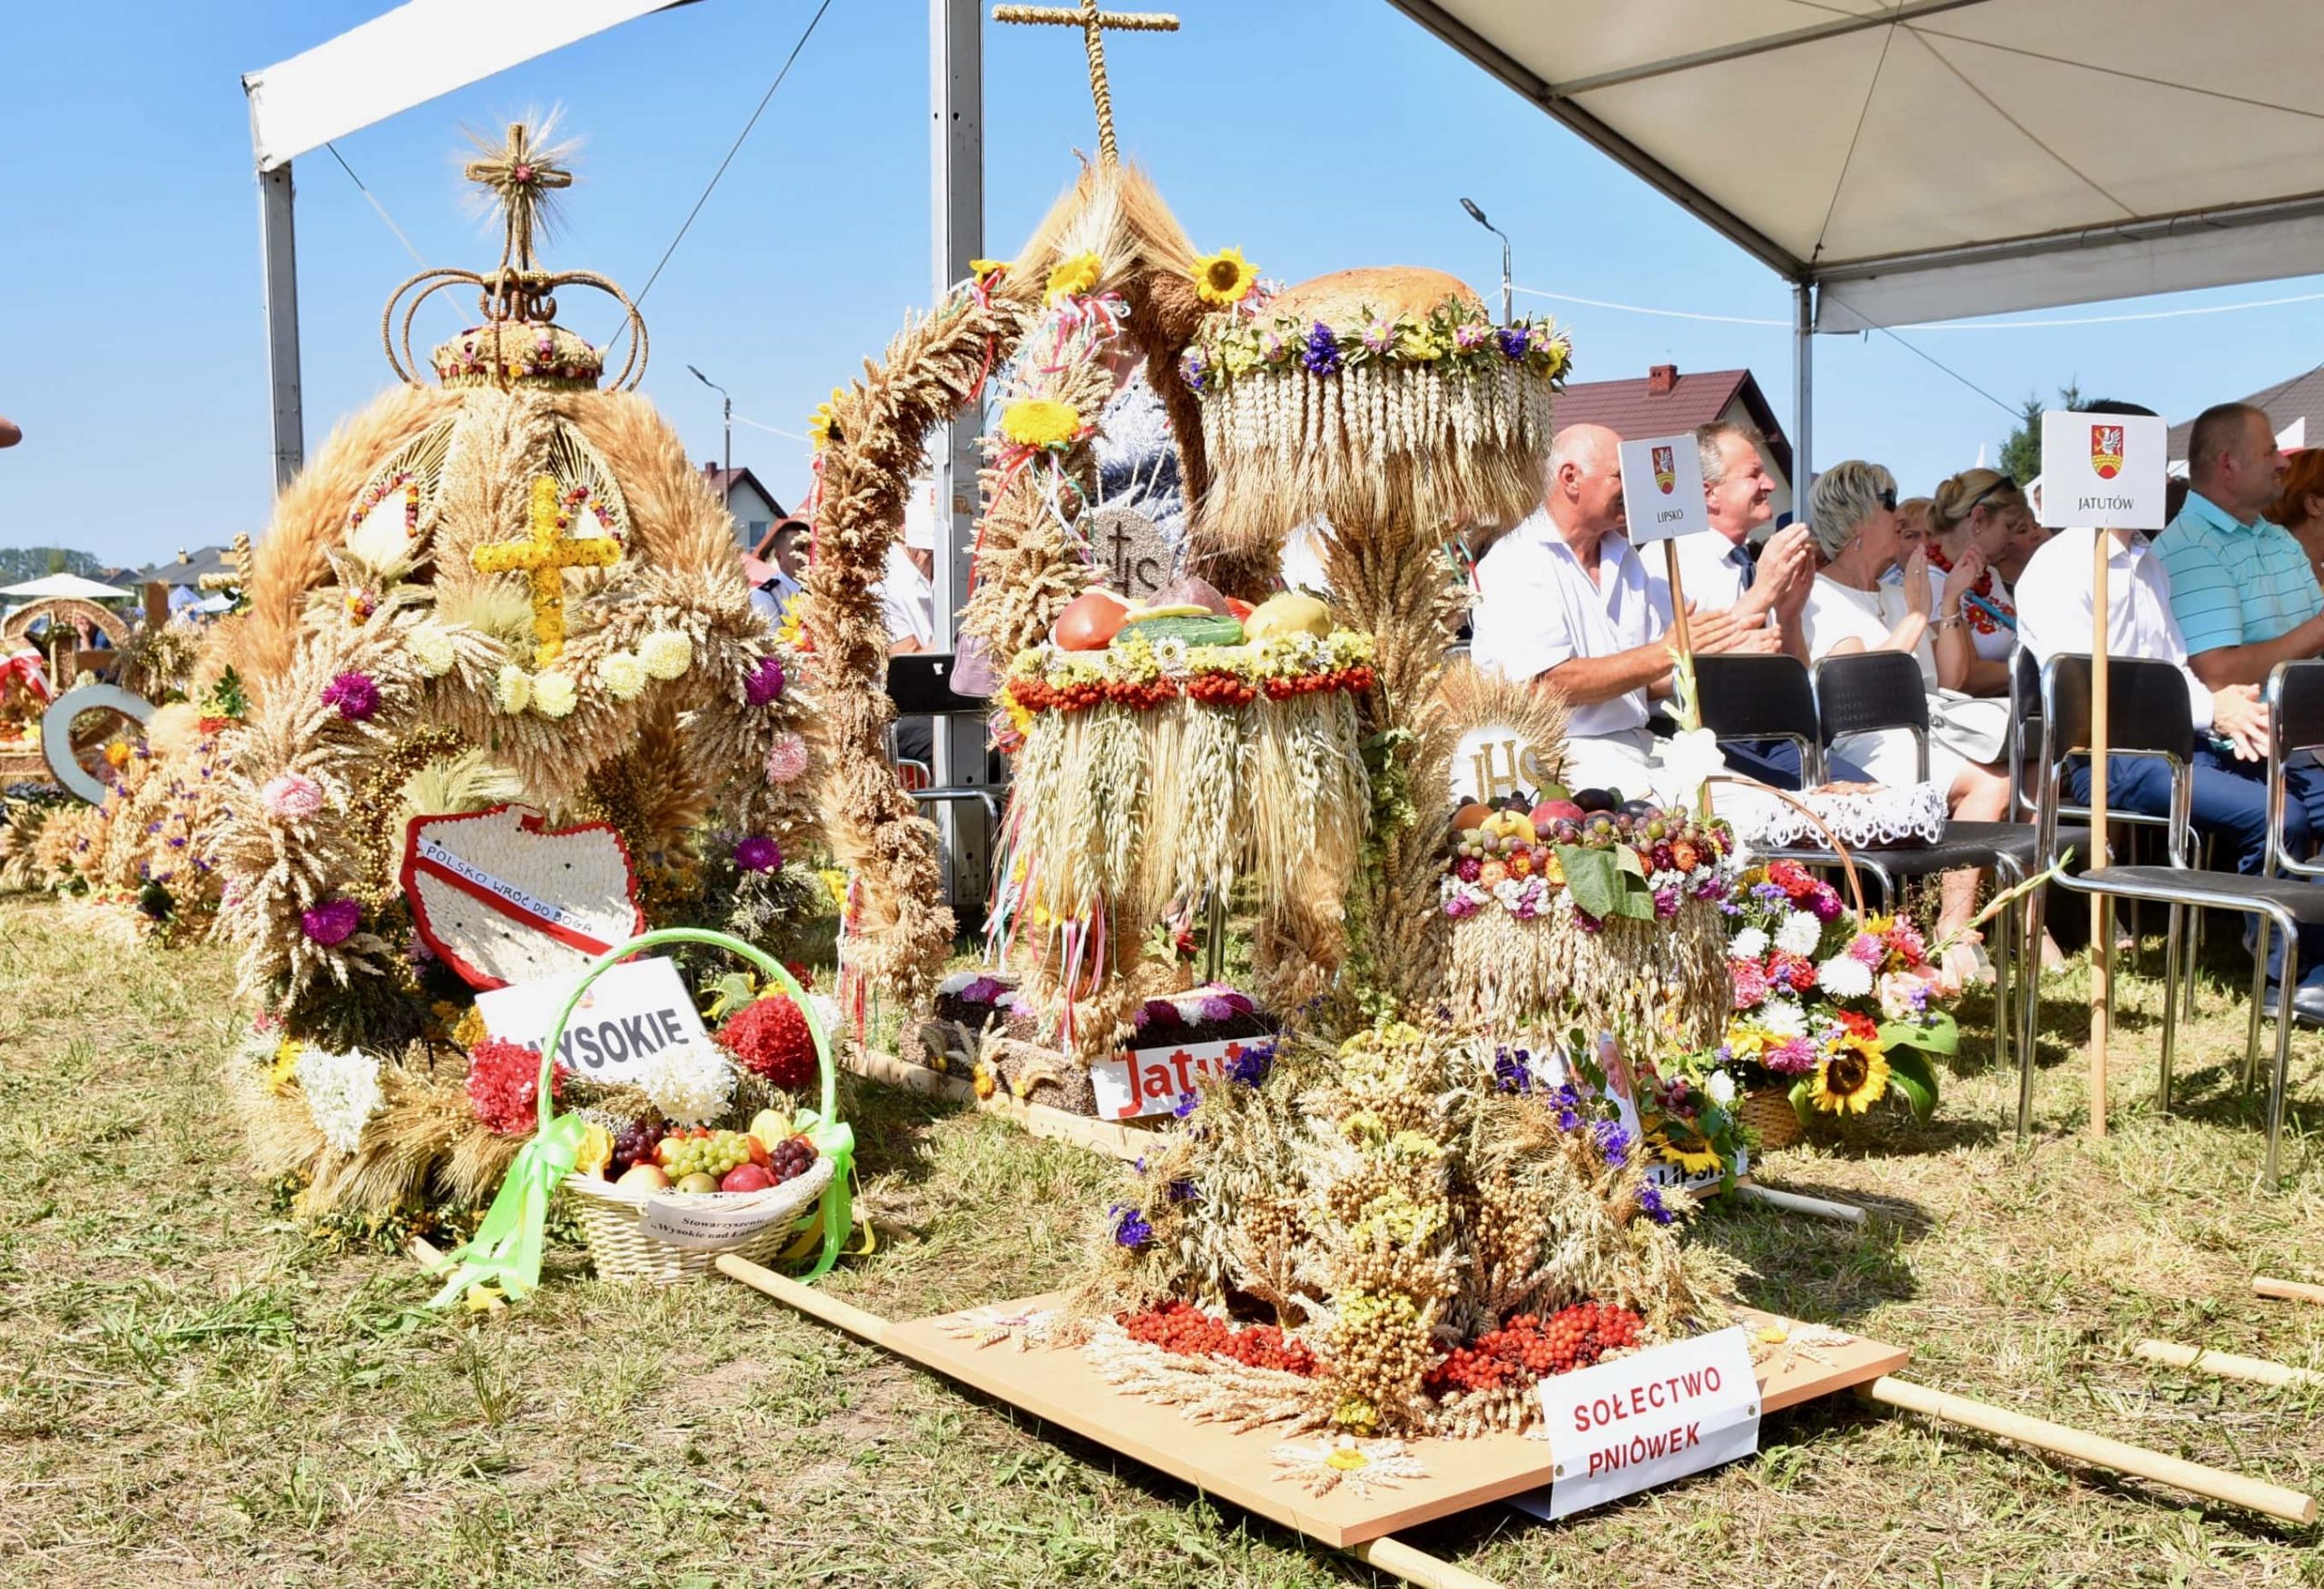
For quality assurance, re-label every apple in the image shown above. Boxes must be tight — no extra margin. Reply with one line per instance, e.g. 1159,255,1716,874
1531,799,1584,829
1452,802,1495,832
721,1163,775,1193
675,1171,721,1195
616,1163,671,1191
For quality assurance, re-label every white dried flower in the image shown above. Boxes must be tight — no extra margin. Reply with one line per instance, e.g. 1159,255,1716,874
407,622,458,677
634,1040,735,1126
1729,926,1769,961
1705,1070,1737,1107
531,671,578,718
638,631,694,680
294,1047,383,1155
1817,953,1875,1000
596,650,647,700
495,665,533,715
1775,910,1824,958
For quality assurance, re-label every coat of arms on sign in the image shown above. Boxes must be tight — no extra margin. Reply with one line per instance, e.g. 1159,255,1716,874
1652,444,1677,495
400,804,645,989
2090,424,2125,480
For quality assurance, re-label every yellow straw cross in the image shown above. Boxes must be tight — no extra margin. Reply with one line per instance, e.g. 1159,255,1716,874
472,475,619,667
991,0,1177,168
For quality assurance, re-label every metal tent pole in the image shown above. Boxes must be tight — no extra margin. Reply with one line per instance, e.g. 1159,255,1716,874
930,0,991,911
1791,280,1813,499
256,159,304,489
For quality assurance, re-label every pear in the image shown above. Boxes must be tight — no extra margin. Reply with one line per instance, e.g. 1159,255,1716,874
748,1108,793,1152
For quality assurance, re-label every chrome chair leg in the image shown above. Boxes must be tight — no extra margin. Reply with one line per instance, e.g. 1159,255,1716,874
2159,903,2181,1114
2016,866,2050,1141
2265,913,2298,1189
2246,919,2271,1092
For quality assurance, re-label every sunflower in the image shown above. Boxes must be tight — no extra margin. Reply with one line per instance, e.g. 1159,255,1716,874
1001,398,1081,449
1044,250,1102,303
1191,246,1259,306
807,386,845,451
1659,1138,1723,1176
1809,1031,1892,1114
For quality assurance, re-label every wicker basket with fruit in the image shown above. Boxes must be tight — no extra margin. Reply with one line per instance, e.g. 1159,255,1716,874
428,928,851,1305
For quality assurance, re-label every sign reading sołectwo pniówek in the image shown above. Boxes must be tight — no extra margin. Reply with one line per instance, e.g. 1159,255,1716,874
1509,1324,1760,1520
473,955,714,1083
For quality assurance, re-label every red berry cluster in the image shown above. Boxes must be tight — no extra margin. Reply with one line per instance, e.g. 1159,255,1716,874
1184,673,1256,707
1423,1302,1645,1394
715,996,818,1091
1262,664,1375,701
1118,1300,1320,1377
465,1037,566,1136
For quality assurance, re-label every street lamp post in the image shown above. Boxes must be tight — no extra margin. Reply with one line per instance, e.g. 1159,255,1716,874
687,364,733,507
1460,197,1513,326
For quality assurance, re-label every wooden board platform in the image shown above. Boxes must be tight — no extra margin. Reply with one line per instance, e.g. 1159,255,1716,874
879,1296,1909,1548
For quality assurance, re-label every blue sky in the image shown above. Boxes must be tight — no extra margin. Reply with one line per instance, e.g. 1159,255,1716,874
5,0,2322,567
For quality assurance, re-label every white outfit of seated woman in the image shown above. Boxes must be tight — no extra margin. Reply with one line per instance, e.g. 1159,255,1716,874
1797,459,2017,989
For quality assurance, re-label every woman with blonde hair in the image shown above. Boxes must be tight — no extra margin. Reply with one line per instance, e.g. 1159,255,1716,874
1925,466,2036,696
1799,460,2015,987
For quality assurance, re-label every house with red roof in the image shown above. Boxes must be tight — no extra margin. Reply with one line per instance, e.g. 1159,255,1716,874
700,462,787,548
1551,365,1795,529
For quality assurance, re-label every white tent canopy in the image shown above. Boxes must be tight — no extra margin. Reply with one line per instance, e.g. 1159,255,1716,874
1388,0,2324,332
0,574,133,601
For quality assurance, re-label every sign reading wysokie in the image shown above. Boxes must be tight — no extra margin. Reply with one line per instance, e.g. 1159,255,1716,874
473,955,714,1082
1511,1325,1761,1519
2038,410,2167,530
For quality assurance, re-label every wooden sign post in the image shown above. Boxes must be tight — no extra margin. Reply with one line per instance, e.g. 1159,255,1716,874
2038,410,2169,1139
1620,432,1713,813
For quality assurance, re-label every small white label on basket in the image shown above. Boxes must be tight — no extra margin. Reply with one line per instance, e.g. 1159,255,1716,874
636,1195,795,1249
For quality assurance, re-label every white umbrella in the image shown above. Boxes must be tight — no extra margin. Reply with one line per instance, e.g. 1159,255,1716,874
0,573,133,600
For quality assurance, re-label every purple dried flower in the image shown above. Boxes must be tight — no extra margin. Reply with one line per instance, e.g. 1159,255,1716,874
1593,1118,1633,1169
301,897,361,946
745,656,787,706
1639,1183,1675,1225
1808,890,1844,923
1111,1206,1153,1248
1196,994,1236,1023
734,836,783,873
1167,1179,1196,1202
1497,325,1532,360
1653,886,1680,919
1572,905,1604,933
1177,349,1208,391
320,671,379,721
1492,1047,1531,1093
1172,1090,1198,1119
1455,856,1482,883
1226,1041,1273,1088
1300,321,1342,376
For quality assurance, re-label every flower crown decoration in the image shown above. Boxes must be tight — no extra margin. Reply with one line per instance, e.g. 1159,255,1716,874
1180,299,1571,394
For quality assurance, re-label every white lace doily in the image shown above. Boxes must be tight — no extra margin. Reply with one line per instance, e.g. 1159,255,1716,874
1726,781,1948,852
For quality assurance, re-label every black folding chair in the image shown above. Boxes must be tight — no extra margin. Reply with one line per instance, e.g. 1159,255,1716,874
1693,653,1822,785
2031,654,2324,1185
2255,659,2324,1179
885,653,1001,828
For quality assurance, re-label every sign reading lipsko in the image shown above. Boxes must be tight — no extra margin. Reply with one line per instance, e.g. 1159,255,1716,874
1512,1324,1760,1520
1618,432,1709,545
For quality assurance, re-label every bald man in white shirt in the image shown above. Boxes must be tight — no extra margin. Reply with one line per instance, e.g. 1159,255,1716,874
1472,423,1776,792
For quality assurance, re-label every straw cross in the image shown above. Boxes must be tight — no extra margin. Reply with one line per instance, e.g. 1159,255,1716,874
472,475,618,667
463,123,573,275
991,1,1178,168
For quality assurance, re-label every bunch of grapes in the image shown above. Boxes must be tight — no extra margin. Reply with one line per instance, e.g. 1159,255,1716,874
657,1128,753,1181
608,1117,664,1177
768,1133,817,1184
1424,1301,1647,1395
1118,1300,1320,1377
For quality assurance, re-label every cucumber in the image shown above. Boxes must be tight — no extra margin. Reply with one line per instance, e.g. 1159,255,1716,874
1122,613,1247,647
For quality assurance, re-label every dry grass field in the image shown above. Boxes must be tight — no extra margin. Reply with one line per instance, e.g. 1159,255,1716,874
1,895,2319,1586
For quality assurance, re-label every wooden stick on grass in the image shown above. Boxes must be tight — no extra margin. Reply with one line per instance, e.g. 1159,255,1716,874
1735,1179,1868,1226
2254,1275,2324,1307
1859,1375,2318,1525
2134,1339,2324,1392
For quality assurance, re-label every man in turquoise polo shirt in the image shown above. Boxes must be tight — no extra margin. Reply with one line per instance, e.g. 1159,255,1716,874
2155,400,2324,1019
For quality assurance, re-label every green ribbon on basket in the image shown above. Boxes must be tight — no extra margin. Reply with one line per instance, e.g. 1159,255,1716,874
786,1105,855,1280
428,1113,589,1308
425,925,855,1309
